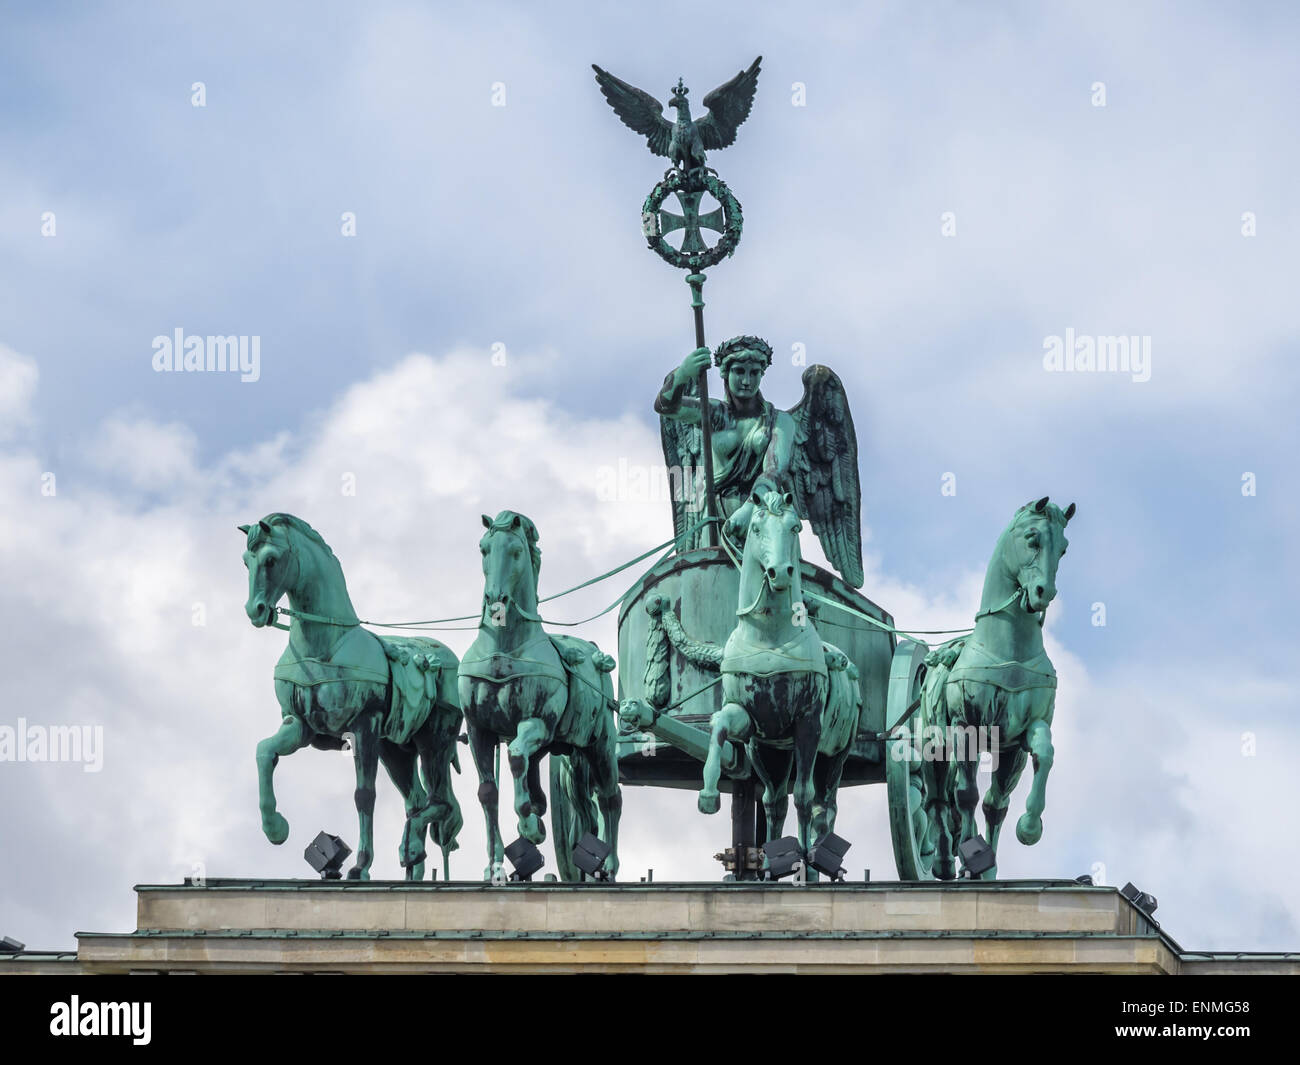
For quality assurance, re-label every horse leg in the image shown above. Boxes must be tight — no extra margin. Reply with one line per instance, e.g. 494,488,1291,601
526,755,548,819
926,684,960,879
951,685,985,864
508,707,557,844
981,745,1028,878
752,745,791,842
379,739,427,880
347,716,381,879
699,703,751,815
255,715,310,844
465,720,503,880
791,707,821,857
952,750,982,871
924,755,956,880
1016,718,1054,845
588,742,623,879
415,713,462,870
816,745,851,842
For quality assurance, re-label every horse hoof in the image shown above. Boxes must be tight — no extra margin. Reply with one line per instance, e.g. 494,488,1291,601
1016,813,1042,845
346,866,370,881
262,812,290,845
519,813,545,844
698,792,720,815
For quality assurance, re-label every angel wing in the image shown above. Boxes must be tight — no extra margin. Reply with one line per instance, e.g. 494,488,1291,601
696,56,762,151
788,365,864,588
591,65,673,158
660,406,708,553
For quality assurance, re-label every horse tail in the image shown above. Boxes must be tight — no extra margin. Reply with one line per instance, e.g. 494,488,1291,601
920,638,965,728
819,643,861,757
550,752,599,882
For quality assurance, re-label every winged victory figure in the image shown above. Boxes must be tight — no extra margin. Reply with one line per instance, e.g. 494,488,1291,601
655,336,864,589
592,57,762,173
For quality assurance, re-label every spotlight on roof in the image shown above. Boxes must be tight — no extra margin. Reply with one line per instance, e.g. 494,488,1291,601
304,832,351,880
958,835,996,879
808,833,852,881
1120,881,1158,918
571,832,613,881
504,837,545,882
762,836,804,880
0,936,25,954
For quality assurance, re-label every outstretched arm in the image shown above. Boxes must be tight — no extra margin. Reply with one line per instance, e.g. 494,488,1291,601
655,346,714,424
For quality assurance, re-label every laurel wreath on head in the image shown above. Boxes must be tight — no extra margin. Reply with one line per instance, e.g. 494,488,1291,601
641,170,744,271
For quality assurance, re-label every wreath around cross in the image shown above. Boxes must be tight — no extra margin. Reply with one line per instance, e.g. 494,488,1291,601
641,170,744,271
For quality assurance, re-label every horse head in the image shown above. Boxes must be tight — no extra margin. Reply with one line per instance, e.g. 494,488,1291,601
738,490,804,615
239,516,297,627
1004,497,1075,613
479,510,541,618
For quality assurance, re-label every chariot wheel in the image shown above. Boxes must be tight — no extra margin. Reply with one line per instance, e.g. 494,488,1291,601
885,640,938,880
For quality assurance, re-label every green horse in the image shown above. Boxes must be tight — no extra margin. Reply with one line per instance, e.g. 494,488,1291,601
918,496,1075,879
647,490,862,858
458,511,622,882
241,514,463,880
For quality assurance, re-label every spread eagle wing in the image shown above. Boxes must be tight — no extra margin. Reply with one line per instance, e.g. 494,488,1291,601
788,365,864,588
660,402,708,553
592,65,673,158
696,56,762,151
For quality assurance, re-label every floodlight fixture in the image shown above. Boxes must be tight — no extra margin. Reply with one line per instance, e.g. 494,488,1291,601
762,836,803,880
504,837,545,882
1120,881,1158,918
808,833,851,881
958,835,996,878
571,832,613,881
304,831,351,879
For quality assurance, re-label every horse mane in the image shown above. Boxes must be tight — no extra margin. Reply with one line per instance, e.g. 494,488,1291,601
252,513,346,579
485,510,542,583
757,489,794,517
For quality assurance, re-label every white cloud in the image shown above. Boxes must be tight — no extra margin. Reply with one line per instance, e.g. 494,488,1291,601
0,344,38,440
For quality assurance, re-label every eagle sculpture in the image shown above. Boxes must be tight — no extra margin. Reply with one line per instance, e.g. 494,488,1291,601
592,57,762,173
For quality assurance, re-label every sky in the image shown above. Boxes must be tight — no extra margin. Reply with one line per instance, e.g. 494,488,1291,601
1,0,1298,953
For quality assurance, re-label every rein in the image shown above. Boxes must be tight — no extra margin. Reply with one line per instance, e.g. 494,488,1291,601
274,515,718,631
720,527,1019,643
262,513,1046,647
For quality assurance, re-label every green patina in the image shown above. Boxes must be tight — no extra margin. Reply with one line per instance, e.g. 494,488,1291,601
234,60,1078,886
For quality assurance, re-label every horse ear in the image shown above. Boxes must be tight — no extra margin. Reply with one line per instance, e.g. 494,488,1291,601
258,519,273,535
237,524,251,535
1064,502,1076,522
1034,496,1050,513
481,514,492,529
